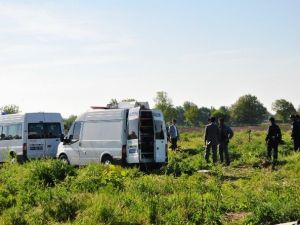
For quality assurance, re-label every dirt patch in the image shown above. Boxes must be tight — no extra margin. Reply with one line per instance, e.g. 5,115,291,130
224,212,249,222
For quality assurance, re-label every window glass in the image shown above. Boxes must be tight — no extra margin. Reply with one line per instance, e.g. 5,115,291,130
28,123,44,139
73,122,81,140
155,121,165,139
1,124,23,140
44,123,61,138
128,119,139,140
28,123,62,139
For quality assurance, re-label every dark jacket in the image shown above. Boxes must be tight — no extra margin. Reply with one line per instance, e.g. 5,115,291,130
266,124,282,144
204,122,219,145
292,121,300,141
219,124,234,144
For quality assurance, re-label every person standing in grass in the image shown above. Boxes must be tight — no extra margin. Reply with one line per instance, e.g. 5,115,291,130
204,117,219,163
266,117,282,164
291,114,300,151
169,119,179,151
218,118,234,166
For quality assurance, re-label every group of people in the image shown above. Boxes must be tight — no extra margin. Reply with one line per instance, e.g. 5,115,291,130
167,114,300,166
204,117,234,165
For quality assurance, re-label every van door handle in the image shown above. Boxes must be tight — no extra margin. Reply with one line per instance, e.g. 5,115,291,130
47,145,52,148
79,142,82,147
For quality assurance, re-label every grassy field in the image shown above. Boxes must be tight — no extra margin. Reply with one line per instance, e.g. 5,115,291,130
0,129,300,225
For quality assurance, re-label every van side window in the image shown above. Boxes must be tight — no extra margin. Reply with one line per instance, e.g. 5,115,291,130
155,121,165,139
0,124,22,140
72,122,81,140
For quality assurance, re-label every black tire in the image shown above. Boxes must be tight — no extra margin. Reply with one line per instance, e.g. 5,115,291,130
59,154,70,165
101,155,113,165
9,152,17,163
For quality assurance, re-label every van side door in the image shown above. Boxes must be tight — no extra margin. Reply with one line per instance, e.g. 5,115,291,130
153,110,167,163
126,107,140,164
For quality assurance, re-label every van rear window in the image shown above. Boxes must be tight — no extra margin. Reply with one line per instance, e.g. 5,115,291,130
28,123,61,139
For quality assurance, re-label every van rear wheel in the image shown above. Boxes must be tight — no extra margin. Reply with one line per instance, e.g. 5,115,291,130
59,154,70,165
101,155,113,165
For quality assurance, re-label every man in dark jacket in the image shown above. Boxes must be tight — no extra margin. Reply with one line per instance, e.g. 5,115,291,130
266,117,282,163
204,117,219,163
291,115,300,151
219,118,234,166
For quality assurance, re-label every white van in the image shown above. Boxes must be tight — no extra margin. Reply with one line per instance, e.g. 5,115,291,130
0,113,64,162
57,104,168,166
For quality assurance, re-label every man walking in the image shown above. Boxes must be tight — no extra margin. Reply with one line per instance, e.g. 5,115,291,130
204,117,219,163
291,115,300,151
219,118,234,166
169,119,179,151
266,117,282,164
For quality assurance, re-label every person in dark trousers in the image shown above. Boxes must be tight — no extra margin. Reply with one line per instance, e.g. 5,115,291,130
266,117,282,164
291,114,300,151
169,119,179,151
204,117,219,163
219,118,234,166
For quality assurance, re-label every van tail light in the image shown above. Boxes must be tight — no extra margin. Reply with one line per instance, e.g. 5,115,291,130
23,143,27,160
165,144,168,163
122,145,127,163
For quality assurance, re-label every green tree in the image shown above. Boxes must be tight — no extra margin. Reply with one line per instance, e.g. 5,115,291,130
211,106,230,122
298,106,300,115
154,91,176,122
174,106,185,126
0,104,20,114
64,115,77,133
198,107,211,125
272,99,296,122
108,99,118,107
183,101,199,126
230,95,268,125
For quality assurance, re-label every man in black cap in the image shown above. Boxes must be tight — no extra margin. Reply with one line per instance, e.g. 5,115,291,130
204,117,219,163
266,117,282,164
291,114,300,151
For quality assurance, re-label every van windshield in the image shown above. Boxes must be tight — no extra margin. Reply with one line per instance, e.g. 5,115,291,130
128,119,139,140
28,123,62,139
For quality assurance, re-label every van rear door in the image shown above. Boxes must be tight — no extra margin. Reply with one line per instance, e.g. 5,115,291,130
126,107,140,164
153,110,167,163
26,114,46,158
44,113,63,158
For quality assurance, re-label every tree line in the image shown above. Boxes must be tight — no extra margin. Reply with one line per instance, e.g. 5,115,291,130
153,91,300,126
1,93,299,130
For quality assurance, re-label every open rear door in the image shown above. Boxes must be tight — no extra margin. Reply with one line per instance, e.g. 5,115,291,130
153,110,167,163
126,107,140,164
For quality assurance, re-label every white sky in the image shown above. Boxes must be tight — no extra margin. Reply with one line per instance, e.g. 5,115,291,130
1,1,300,117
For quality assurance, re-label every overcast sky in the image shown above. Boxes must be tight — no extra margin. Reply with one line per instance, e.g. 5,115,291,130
0,0,299,117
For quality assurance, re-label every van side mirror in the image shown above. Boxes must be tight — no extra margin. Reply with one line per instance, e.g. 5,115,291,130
60,134,65,142
69,135,74,141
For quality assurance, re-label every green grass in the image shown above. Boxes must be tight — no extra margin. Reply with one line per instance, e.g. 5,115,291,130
0,130,299,225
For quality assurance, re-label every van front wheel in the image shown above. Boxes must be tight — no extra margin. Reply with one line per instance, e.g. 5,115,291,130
101,155,113,165
59,154,70,165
